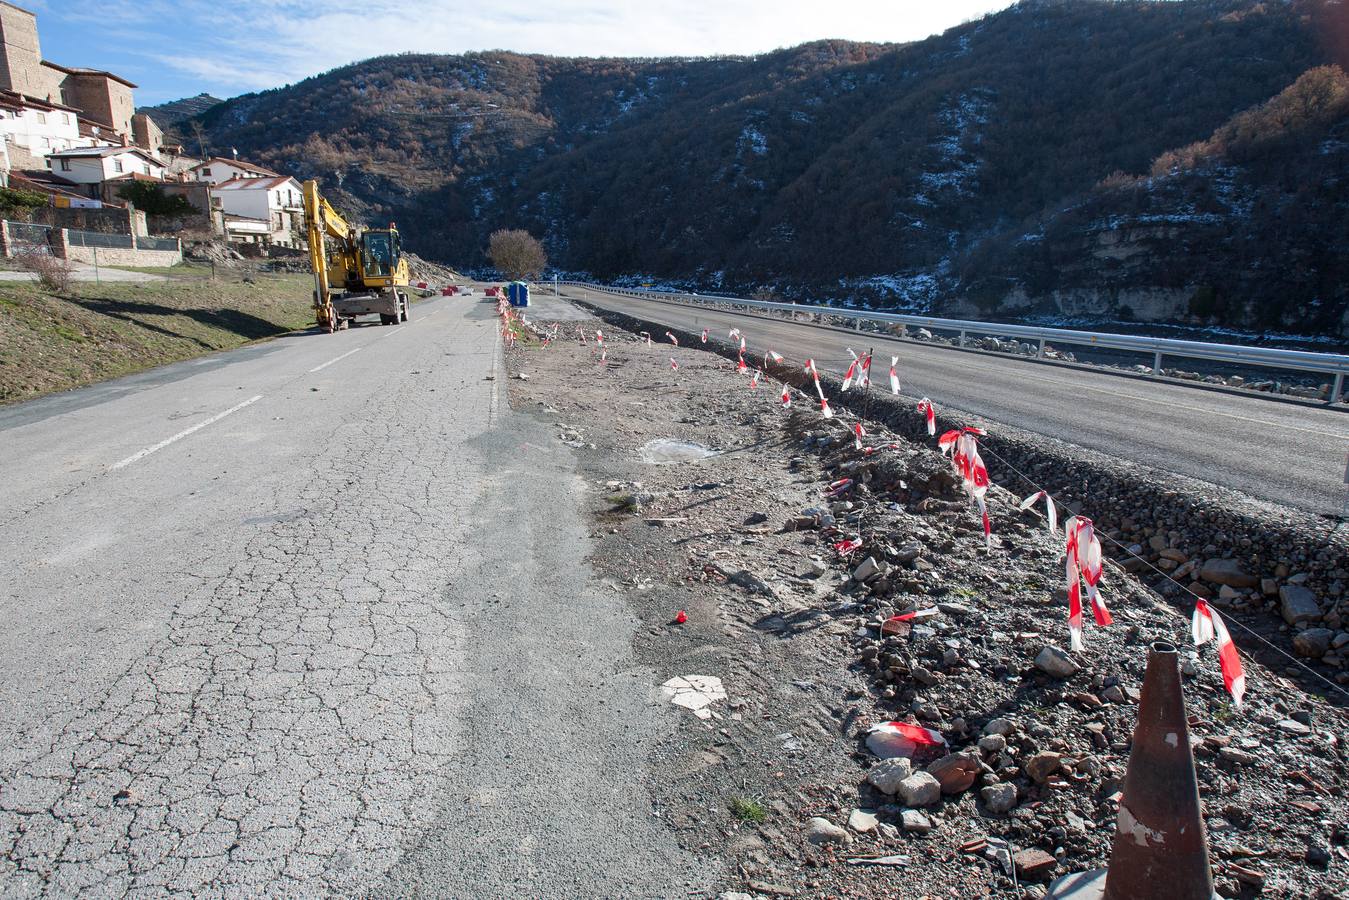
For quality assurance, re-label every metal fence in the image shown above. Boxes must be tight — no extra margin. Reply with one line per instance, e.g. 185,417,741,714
65,229,134,250
7,221,52,253
138,236,180,252
561,281,1349,404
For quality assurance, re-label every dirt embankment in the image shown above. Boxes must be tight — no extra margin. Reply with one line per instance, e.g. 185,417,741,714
0,269,313,405
505,311,1347,900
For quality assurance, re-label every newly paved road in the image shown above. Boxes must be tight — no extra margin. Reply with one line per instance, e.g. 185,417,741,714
0,296,708,897
562,288,1349,516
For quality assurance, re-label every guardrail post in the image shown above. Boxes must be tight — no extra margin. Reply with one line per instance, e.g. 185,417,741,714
1332,372,1344,405
1153,351,1163,376
1037,337,1045,359
959,329,966,348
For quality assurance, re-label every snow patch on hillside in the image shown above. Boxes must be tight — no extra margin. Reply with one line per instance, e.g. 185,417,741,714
739,125,769,157
912,92,992,205
838,271,943,311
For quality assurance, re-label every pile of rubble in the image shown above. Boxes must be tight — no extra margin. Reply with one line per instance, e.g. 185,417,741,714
786,411,1346,897
505,316,1347,900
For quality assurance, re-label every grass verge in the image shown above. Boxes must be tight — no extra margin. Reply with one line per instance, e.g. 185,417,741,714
0,270,313,405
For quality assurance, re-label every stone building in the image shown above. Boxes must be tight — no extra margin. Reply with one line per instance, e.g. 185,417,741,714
0,1,145,150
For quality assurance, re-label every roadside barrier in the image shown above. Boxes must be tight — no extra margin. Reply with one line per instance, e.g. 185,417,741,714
560,281,1349,404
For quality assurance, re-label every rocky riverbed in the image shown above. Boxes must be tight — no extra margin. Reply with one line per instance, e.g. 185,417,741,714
505,310,1347,900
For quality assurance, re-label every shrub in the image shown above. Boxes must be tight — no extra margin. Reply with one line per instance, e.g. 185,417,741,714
115,182,196,216
16,250,72,292
0,186,49,217
487,228,546,280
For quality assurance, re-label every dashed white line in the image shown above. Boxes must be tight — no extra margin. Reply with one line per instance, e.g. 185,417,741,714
110,395,263,470
309,347,362,373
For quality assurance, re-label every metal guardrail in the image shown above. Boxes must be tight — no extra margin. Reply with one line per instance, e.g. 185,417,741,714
560,281,1349,404
138,236,180,252
66,229,133,250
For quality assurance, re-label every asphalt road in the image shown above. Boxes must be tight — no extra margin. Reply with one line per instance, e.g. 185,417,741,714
0,296,709,897
561,287,1349,516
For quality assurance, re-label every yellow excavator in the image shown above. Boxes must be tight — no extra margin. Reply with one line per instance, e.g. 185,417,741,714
303,179,411,332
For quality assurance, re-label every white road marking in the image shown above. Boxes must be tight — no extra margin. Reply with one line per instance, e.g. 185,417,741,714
488,319,502,426
110,396,263,470
309,347,362,373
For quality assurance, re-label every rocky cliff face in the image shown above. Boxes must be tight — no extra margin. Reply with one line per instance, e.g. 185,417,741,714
946,64,1349,336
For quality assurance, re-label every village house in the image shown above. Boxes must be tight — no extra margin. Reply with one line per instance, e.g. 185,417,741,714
0,91,85,162
45,145,166,201
189,156,280,185
211,175,304,247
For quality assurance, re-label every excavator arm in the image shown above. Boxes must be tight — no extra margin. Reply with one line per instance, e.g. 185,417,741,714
303,179,353,332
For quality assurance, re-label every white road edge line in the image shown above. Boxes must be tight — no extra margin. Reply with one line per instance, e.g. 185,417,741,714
309,347,362,373
110,395,263,471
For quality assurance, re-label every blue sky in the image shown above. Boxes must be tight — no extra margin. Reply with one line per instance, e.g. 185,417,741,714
32,0,1016,105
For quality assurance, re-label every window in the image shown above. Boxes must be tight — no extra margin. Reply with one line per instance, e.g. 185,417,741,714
143,164,151,175
113,159,124,173
61,113,70,125
201,167,211,176
35,112,45,124
59,159,70,171
42,137,50,147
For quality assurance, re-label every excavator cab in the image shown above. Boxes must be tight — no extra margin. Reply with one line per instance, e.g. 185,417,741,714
361,229,399,279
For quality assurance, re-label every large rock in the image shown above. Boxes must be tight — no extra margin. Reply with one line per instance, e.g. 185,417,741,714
897,772,942,807
1035,646,1080,678
1200,558,1259,588
926,751,981,794
852,556,881,581
900,809,935,833
981,782,1018,814
805,816,852,847
1026,750,1063,784
848,809,879,833
866,757,913,795
1293,628,1335,658
1280,584,1322,625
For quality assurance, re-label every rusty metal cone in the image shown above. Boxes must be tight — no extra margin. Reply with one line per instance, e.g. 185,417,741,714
1102,641,1215,900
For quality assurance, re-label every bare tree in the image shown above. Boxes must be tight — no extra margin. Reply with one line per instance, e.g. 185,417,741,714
487,229,546,280
189,120,211,160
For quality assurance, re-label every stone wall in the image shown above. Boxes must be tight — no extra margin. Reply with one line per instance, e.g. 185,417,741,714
62,244,181,267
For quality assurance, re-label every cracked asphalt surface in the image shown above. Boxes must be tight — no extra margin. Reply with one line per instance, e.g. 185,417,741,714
0,295,710,898
562,287,1349,516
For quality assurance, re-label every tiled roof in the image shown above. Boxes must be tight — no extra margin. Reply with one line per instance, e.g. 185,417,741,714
213,175,298,191
40,61,138,89
192,157,279,177
47,146,161,164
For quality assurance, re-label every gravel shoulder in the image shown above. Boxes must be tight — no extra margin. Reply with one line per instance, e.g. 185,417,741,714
504,307,1348,900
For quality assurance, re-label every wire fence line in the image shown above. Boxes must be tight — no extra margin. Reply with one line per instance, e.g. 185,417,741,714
137,236,180,252
65,229,133,250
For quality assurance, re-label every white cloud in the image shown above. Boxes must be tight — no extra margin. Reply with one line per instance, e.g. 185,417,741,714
57,0,1016,96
